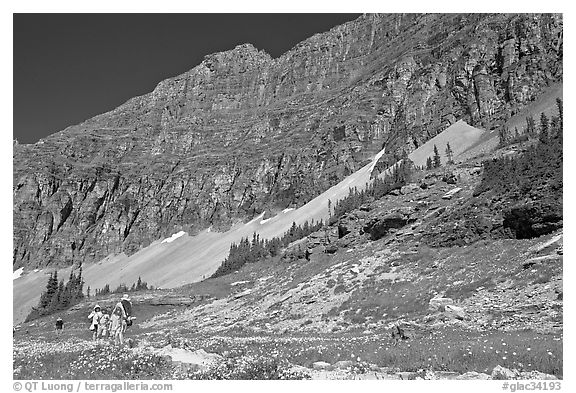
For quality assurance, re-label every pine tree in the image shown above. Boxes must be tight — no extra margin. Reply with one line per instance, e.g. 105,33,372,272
39,271,59,309
48,284,62,312
555,98,563,141
539,112,549,144
556,97,563,127
426,156,433,170
526,115,536,138
498,127,509,147
550,116,559,134
445,142,454,164
433,144,441,168
76,266,84,299
60,279,72,308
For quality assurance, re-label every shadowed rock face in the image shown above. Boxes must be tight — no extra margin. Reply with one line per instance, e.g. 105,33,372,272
503,201,563,239
13,13,562,269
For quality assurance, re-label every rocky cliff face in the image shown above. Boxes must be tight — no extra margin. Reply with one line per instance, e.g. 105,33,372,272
13,13,562,269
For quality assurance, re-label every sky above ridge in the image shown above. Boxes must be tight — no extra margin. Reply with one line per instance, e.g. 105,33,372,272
13,13,360,144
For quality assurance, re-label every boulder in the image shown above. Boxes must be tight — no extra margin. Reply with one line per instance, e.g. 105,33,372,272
445,305,466,320
442,187,462,200
309,245,326,255
325,244,338,254
442,172,458,184
363,209,412,241
429,296,454,311
397,371,418,380
491,365,520,380
155,347,223,370
334,360,354,369
312,361,334,371
338,221,353,238
422,173,440,187
435,371,460,380
503,201,563,239
400,183,421,194
456,371,491,380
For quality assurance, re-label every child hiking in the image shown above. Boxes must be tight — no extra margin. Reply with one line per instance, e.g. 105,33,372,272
88,304,103,341
98,310,110,339
55,317,63,336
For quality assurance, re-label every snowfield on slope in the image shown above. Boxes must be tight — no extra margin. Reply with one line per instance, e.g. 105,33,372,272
161,231,187,244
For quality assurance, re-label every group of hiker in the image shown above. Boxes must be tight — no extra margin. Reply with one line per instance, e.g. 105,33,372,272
54,293,134,345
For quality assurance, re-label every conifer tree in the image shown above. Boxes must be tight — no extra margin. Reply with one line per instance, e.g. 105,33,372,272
526,115,536,137
48,284,62,312
445,142,454,164
498,127,509,147
539,112,549,144
433,144,441,168
556,97,563,127
550,116,559,134
426,156,433,170
39,271,59,309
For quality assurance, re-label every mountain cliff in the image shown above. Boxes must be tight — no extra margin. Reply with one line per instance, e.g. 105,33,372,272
13,13,563,269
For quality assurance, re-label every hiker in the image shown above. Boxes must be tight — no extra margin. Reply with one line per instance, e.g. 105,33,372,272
55,317,64,335
390,321,408,345
98,310,110,339
120,293,133,322
109,306,124,345
88,304,103,341
110,293,134,344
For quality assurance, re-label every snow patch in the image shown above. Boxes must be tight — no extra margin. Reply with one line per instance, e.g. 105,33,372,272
247,212,266,225
260,217,273,225
230,280,250,286
161,231,186,244
282,208,294,213
13,267,24,280
368,147,387,174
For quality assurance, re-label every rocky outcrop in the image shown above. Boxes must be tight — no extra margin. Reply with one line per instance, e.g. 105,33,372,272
503,201,563,239
363,207,415,240
13,13,563,269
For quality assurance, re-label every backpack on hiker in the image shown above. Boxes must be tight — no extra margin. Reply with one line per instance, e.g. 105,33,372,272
120,294,134,327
